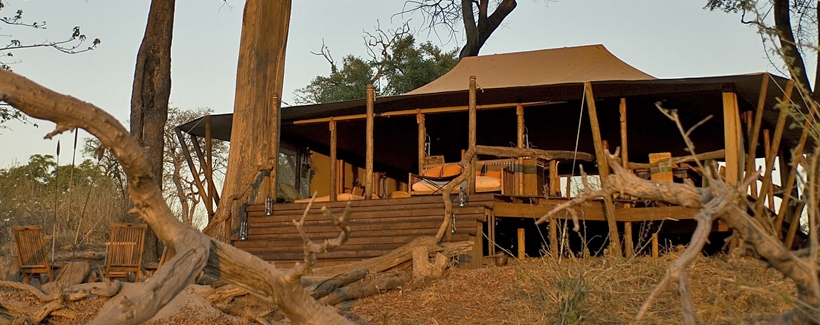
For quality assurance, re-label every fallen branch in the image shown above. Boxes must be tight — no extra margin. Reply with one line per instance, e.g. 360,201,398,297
0,68,354,324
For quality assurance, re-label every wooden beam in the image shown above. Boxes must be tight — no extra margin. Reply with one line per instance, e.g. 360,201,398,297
755,80,794,218
652,233,659,258
174,128,213,217
190,134,220,206
549,220,558,258
417,111,425,175
493,202,699,222
746,75,770,198
517,228,526,259
205,115,215,215
268,95,280,202
584,81,622,257
290,101,555,125
516,104,524,196
365,84,375,199
785,200,807,248
468,76,477,195
329,118,337,202
619,98,634,258
722,91,743,185
627,150,725,170
475,145,595,162
775,108,814,234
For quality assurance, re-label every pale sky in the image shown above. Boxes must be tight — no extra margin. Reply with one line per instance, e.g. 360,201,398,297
0,0,783,168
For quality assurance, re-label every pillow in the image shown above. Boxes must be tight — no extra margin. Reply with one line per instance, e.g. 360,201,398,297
441,165,463,178
277,183,302,201
422,165,443,178
475,175,502,191
412,180,448,192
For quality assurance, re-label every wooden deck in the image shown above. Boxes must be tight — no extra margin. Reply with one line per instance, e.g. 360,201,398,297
233,193,723,267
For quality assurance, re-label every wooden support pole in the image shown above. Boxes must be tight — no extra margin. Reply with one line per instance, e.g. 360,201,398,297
549,220,558,257
205,115,215,215
365,84,375,199
746,74,769,198
786,200,807,248
468,76,477,194
190,135,220,205
775,111,814,234
337,159,345,194
549,160,558,196
755,80,794,218
722,91,743,185
268,94,280,202
652,233,659,258
417,111,426,175
294,149,302,192
174,128,213,217
329,118,337,201
583,81,622,257
517,228,525,259
619,98,634,258
516,104,525,196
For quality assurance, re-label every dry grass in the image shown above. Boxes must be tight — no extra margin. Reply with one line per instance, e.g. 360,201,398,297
0,250,797,324
350,251,796,324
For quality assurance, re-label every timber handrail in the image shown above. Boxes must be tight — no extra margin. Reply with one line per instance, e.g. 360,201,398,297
626,149,725,170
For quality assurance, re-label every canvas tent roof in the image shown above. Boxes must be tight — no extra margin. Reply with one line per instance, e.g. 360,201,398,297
406,44,655,94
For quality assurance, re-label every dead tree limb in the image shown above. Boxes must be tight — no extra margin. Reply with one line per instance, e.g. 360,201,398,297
0,70,354,324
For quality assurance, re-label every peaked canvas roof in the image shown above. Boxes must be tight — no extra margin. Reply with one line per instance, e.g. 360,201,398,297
407,44,656,95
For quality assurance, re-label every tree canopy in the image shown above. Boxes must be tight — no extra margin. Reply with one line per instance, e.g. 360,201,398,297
294,35,458,104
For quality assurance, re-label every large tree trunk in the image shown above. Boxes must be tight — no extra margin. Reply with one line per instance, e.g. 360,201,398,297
458,0,517,59
203,0,290,241
129,0,176,262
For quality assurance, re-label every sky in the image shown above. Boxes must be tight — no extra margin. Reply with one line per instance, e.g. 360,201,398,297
0,0,783,168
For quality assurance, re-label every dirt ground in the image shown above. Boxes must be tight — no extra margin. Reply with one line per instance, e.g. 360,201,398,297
0,252,796,324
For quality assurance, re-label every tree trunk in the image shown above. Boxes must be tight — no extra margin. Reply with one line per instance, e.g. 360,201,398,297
458,0,517,59
204,0,291,241
129,0,176,262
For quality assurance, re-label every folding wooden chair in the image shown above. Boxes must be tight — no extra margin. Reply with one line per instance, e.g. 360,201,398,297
12,226,53,284
105,223,147,282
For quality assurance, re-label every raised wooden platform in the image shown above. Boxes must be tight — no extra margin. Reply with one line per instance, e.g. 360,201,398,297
235,194,494,268
234,194,718,267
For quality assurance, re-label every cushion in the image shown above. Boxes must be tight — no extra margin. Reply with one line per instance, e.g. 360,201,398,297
475,175,502,192
422,165,443,178
441,165,463,178
277,183,302,201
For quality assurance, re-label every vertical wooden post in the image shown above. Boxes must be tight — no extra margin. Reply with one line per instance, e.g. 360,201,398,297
651,233,659,258
549,218,558,258
583,81,622,257
775,110,813,233
549,160,558,196
755,80,793,217
205,115,215,217
417,111,426,175
722,91,743,185
268,95,281,202
294,149,302,193
337,160,345,194
175,129,213,217
468,76,477,194
365,84,375,199
517,228,526,259
746,74,769,198
619,98,634,258
516,104,525,195
329,118,337,201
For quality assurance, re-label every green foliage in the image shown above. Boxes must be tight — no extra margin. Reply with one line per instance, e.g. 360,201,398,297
294,35,458,104
0,153,126,252
703,0,755,13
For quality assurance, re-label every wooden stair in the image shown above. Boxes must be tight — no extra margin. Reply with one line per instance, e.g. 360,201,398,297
234,194,495,268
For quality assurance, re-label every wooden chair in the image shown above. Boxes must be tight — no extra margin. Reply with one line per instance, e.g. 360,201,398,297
12,226,53,284
105,223,147,282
